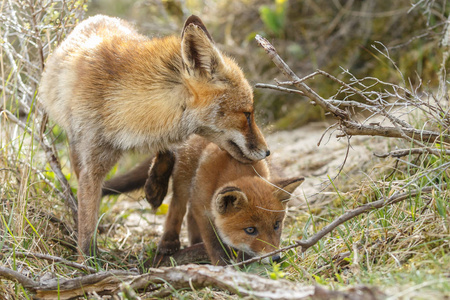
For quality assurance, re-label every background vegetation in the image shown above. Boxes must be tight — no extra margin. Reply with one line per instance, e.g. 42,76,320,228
1,0,449,298
88,0,450,128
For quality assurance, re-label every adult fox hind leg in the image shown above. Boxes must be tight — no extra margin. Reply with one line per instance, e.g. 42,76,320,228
76,142,121,256
69,140,82,180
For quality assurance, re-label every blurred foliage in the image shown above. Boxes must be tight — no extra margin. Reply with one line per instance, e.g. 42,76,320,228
259,0,287,38
87,0,450,130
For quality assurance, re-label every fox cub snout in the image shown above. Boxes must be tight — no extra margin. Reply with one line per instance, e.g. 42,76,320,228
39,14,268,255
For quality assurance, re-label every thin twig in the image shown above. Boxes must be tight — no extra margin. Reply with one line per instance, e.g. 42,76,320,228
255,83,305,95
374,147,450,158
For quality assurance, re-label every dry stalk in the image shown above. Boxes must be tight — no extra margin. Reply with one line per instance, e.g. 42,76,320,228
1,110,78,223
1,0,88,227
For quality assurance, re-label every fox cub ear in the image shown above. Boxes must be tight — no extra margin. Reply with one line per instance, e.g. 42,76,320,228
273,177,305,202
181,15,224,77
215,186,248,214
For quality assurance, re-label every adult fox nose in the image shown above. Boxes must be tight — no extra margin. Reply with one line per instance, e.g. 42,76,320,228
265,150,271,157
271,254,281,262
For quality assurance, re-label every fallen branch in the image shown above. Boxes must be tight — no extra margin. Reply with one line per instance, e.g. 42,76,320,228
0,264,381,299
231,184,447,267
0,267,38,289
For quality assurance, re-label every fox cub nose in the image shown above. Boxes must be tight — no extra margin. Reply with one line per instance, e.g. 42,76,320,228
265,150,271,157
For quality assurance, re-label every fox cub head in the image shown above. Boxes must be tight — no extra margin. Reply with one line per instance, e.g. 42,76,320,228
180,16,269,163
212,176,304,259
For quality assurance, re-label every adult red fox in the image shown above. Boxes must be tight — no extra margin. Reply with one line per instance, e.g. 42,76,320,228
104,135,304,265
39,14,269,256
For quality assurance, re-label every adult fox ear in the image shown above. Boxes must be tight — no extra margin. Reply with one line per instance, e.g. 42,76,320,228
273,177,305,202
215,186,248,214
181,15,224,77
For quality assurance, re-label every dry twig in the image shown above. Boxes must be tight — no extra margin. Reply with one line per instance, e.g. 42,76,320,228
0,264,382,299
255,35,450,147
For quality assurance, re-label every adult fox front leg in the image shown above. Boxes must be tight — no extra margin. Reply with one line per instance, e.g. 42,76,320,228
39,15,269,256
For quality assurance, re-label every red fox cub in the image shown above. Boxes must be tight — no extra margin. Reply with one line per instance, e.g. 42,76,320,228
39,14,269,256
104,135,304,265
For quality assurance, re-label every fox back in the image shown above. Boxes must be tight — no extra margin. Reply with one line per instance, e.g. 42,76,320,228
39,15,268,160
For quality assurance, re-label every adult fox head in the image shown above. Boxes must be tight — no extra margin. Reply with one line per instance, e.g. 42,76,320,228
180,16,269,163
212,177,304,258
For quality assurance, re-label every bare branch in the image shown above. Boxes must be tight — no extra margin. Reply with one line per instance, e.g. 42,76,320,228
0,267,38,289
374,147,450,158
341,122,450,144
0,263,380,299
255,83,305,95
255,35,350,120
255,35,450,147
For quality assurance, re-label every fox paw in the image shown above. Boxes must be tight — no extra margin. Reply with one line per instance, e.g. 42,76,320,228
157,233,180,255
144,182,168,210
145,151,175,210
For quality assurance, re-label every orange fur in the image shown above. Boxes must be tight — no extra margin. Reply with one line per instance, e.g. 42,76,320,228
39,15,269,255
158,135,304,265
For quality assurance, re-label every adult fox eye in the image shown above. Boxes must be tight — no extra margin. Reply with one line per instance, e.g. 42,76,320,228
274,221,281,230
244,112,251,123
244,227,257,235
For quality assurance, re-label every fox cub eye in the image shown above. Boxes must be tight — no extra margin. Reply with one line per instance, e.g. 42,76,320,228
244,227,257,235
274,221,281,230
